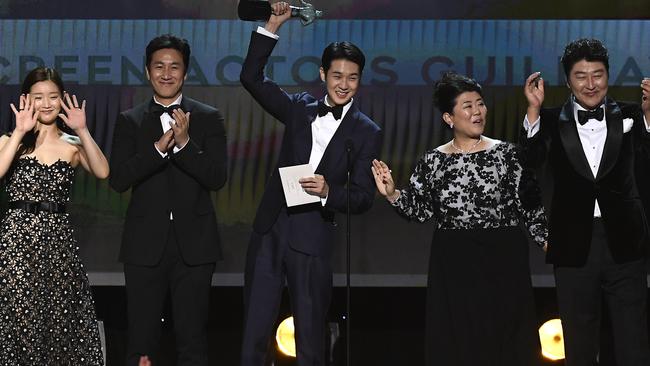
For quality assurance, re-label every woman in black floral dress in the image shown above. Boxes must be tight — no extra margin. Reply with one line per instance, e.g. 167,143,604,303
0,67,109,365
372,72,547,366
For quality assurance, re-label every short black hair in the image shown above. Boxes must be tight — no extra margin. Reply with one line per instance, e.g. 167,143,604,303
560,38,609,79
433,71,483,115
145,34,191,73
321,41,365,75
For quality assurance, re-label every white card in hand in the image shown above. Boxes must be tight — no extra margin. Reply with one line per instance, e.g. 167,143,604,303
278,164,321,207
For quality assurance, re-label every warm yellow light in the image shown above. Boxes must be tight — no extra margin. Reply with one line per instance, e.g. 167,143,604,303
539,318,565,360
276,316,296,357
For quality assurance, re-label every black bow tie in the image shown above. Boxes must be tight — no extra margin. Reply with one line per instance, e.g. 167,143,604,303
151,103,181,117
577,108,604,125
317,100,344,120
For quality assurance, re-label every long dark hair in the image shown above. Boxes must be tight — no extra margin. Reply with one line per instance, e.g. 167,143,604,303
15,67,74,158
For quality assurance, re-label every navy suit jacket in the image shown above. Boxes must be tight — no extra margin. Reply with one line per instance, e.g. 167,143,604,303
521,97,650,266
109,97,228,266
240,31,382,257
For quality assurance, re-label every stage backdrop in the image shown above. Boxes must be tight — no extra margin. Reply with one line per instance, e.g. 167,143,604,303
0,19,648,286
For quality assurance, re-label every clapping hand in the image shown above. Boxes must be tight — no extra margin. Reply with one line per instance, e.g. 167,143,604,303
10,94,38,134
170,108,190,148
155,129,175,154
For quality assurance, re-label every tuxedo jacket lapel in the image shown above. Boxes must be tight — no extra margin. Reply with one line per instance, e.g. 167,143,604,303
180,97,191,113
558,98,595,182
293,100,318,165
596,97,623,181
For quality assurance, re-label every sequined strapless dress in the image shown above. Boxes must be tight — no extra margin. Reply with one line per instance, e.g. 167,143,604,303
0,157,103,365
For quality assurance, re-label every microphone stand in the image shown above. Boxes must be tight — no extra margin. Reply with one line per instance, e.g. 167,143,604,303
345,140,352,366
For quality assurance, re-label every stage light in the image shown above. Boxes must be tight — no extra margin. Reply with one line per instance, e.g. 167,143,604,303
539,318,565,361
276,316,296,358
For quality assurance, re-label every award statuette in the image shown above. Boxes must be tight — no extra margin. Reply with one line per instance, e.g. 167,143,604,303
238,0,324,26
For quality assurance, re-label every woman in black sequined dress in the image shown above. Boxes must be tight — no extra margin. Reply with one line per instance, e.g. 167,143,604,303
372,72,548,366
0,67,109,365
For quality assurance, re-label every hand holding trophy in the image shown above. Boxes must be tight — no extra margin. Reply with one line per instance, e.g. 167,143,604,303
238,0,323,26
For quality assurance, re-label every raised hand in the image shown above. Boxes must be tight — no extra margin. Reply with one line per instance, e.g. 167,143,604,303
371,159,398,201
59,93,87,131
170,108,190,148
641,78,650,118
10,94,38,134
524,72,545,123
265,1,292,33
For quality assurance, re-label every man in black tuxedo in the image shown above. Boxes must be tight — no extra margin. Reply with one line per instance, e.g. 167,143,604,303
109,34,227,366
521,38,650,366
238,2,382,365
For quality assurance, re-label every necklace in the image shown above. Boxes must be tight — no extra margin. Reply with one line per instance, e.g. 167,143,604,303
451,136,482,154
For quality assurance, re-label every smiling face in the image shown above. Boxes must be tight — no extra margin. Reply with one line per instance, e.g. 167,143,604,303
29,80,62,124
146,48,186,105
442,91,487,138
567,59,608,110
319,59,360,106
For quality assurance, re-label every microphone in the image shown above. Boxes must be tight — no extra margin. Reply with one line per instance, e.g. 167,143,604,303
343,137,353,366
238,0,324,26
345,139,353,174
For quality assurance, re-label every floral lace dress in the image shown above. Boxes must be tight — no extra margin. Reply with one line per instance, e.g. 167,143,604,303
0,157,103,365
393,141,547,366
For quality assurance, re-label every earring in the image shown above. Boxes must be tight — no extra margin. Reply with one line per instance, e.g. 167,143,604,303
450,123,454,129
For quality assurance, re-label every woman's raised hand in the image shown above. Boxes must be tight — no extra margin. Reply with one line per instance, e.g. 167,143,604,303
10,94,38,134
59,92,87,131
372,159,398,201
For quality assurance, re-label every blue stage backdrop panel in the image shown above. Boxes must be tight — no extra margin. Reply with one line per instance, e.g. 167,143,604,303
0,19,648,286
1,20,649,86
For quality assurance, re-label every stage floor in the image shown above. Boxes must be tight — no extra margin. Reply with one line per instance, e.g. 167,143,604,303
93,286,647,365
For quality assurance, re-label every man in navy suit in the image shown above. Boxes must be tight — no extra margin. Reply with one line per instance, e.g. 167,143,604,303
521,38,650,366
238,2,382,365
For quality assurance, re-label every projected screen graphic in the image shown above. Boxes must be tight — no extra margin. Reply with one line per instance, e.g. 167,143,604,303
1,19,648,285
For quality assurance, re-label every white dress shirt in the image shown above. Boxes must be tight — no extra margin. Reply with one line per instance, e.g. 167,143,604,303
524,98,650,217
153,94,187,157
308,98,351,171
309,98,351,205
256,26,279,40
153,94,187,220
